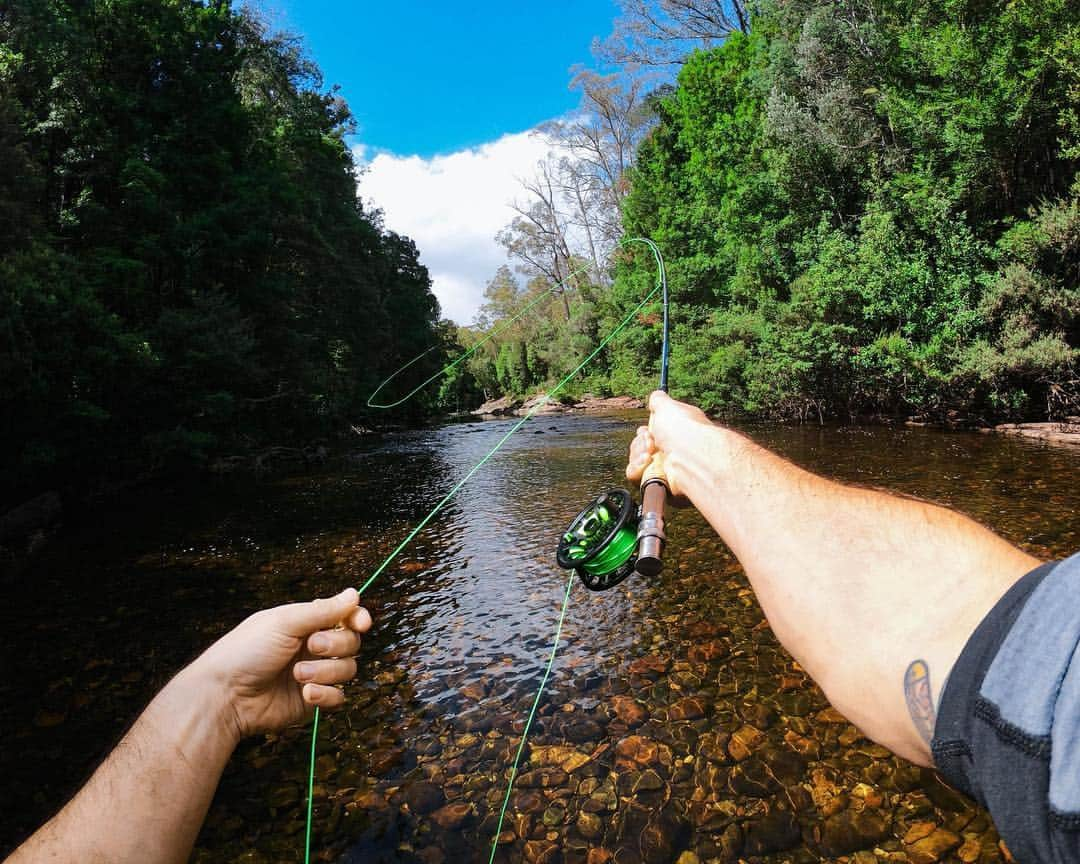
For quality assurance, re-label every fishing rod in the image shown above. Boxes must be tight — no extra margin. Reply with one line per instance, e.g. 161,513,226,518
555,236,670,590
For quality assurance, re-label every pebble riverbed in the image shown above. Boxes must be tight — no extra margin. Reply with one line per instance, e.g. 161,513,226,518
2,414,1076,863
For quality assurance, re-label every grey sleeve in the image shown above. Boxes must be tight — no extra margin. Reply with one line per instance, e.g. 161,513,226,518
932,553,1080,864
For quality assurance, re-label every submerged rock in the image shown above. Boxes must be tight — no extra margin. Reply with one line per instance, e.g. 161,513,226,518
516,768,569,789
716,823,743,860
687,640,727,663
610,696,648,727
367,747,404,775
615,735,661,767
819,809,890,856
727,758,781,797
627,655,669,679
563,718,604,743
668,697,706,721
696,731,732,764
543,802,567,827
639,804,688,864
523,839,562,864
431,801,474,830
760,745,806,785
582,781,618,813
904,823,962,864
404,781,445,815
515,791,545,814
743,810,802,856
530,744,592,773
577,810,604,841
727,724,765,761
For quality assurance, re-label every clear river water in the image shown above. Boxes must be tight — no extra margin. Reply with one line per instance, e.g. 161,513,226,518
1,412,1076,863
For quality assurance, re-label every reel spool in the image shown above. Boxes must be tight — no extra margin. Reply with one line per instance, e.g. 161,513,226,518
556,489,640,591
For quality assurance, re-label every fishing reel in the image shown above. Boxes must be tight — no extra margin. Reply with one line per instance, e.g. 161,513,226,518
556,476,668,591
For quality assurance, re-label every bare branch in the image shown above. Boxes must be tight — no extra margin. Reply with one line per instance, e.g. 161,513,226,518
594,0,753,69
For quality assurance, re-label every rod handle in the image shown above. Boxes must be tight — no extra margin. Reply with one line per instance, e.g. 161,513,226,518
636,451,668,578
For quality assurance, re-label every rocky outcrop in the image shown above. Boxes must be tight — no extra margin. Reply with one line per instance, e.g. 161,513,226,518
473,393,645,417
571,394,645,411
474,395,523,415
986,420,1080,446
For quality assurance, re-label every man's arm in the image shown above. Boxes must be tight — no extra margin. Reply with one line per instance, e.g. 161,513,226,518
6,588,372,864
627,391,1040,766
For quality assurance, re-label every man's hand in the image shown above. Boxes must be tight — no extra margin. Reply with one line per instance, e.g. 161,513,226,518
625,390,712,501
196,587,373,740
6,588,374,864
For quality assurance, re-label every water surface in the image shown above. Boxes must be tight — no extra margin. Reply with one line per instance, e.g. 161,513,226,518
1,414,1076,863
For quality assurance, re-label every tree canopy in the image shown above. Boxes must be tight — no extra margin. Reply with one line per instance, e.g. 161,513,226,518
0,0,444,506
4,0,1079,511
471,0,1079,424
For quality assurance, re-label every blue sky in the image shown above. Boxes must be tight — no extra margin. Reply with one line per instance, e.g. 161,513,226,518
256,1,620,157
249,1,627,324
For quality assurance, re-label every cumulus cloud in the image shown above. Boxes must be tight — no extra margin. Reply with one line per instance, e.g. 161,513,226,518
356,131,555,325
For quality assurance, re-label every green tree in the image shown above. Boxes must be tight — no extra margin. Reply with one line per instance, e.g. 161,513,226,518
0,0,444,505
610,0,1079,422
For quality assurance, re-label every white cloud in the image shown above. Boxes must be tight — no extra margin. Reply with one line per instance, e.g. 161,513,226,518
356,131,555,325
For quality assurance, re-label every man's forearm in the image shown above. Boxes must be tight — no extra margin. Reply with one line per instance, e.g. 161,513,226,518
666,420,1039,764
8,664,239,864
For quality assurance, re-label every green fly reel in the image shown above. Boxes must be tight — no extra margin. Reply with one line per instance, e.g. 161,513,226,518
556,489,640,591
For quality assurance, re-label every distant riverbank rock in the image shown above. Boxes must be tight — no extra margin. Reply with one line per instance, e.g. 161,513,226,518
984,419,1080,446
572,395,645,411
473,393,645,417
475,395,523,416
520,393,575,414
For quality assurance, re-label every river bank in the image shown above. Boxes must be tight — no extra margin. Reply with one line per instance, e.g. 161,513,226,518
474,394,646,416
979,420,1080,446
476,391,1080,449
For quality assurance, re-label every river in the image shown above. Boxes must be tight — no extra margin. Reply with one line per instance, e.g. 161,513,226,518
1,412,1076,863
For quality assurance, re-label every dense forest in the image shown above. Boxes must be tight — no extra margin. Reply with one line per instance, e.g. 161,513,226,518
3,0,1079,512
0,0,444,509
468,0,1080,424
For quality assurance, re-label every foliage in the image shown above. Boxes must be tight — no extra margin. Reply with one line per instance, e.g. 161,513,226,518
470,0,1078,425
602,0,1079,421
0,0,443,505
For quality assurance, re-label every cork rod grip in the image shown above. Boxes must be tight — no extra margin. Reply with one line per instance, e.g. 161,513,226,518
641,412,670,487
640,451,667,487
636,416,668,577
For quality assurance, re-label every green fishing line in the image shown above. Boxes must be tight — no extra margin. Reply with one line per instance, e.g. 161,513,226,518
305,705,319,862
303,237,666,864
487,571,574,864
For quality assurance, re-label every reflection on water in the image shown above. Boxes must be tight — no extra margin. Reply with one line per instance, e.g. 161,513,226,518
0,414,1076,863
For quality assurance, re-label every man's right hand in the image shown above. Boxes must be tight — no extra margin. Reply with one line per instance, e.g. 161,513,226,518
625,390,711,502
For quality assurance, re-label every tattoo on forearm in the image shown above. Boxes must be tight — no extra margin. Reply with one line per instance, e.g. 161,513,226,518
904,659,937,745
